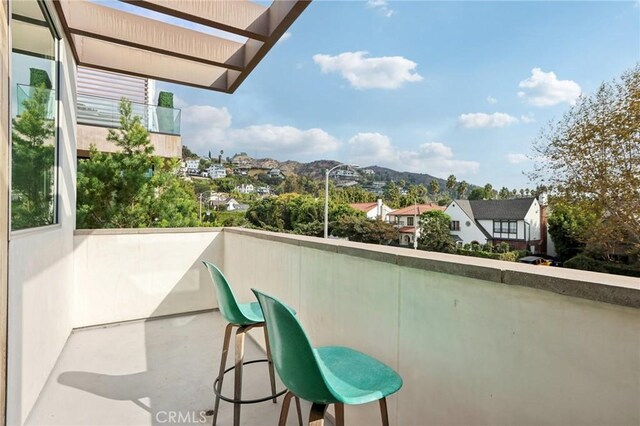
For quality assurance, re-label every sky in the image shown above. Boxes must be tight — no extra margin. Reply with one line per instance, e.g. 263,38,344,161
118,0,639,188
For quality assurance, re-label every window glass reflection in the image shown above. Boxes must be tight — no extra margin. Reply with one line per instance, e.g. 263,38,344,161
10,0,58,230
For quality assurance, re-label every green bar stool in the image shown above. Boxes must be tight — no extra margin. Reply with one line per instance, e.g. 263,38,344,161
252,289,403,426
203,262,301,426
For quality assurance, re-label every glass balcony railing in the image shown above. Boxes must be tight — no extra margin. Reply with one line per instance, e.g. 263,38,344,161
77,93,181,136
16,84,56,119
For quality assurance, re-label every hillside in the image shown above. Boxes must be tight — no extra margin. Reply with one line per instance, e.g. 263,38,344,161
363,165,449,188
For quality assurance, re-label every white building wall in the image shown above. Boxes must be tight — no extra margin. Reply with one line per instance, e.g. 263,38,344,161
7,23,77,425
444,203,489,244
524,199,541,241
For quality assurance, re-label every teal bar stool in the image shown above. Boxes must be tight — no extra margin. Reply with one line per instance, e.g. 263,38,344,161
203,262,301,426
252,289,403,426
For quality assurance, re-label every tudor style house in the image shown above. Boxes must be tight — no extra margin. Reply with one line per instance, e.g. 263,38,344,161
444,198,546,252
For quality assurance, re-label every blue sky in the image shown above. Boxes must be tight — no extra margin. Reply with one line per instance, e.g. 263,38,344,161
147,0,638,188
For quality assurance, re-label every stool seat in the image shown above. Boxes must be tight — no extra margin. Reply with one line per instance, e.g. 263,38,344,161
315,346,402,406
237,301,264,325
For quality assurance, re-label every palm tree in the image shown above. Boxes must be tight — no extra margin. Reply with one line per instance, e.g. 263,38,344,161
429,180,440,200
484,183,493,199
457,181,468,199
446,174,457,197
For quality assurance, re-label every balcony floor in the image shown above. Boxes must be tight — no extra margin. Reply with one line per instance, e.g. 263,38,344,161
26,311,313,426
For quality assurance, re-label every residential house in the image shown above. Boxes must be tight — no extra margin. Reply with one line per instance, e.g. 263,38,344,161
268,168,284,179
388,204,445,246
256,186,271,195
235,184,255,194
444,198,544,252
209,197,241,211
335,169,360,179
206,164,227,179
350,199,393,221
185,159,200,175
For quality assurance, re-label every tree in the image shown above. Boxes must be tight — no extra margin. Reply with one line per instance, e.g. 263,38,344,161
547,203,595,261
383,182,401,208
446,174,457,197
531,64,640,258
77,99,199,228
483,183,493,199
428,179,440,199
417,210,455,253
332,216,398,244
11,85,56,229
468,187,487,200
498,187,510,199
181,144,199,159
457,181,468,199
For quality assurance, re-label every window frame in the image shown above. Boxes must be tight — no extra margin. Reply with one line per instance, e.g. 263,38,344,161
9,0,61,232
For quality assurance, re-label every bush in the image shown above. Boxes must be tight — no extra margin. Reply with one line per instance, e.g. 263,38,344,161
498,251,519,262
564,254,607,273
157,91,174,108
565,254,640,277
29,68,52,89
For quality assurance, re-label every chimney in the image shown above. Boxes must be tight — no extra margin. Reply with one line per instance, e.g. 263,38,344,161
377,198,383,219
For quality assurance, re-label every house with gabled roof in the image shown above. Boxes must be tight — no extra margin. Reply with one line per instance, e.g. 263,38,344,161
444,198,544,252
349,199,393,221
388,203,446,246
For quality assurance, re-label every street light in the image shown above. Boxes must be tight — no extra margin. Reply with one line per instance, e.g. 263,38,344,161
324,163,359,238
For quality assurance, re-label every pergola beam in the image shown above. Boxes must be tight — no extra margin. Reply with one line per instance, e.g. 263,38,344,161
120,0,271,41
52,0,311,93
58,0,245,71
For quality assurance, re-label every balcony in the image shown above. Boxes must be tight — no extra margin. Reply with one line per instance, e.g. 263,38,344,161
10,227,639,425
76,93,182,158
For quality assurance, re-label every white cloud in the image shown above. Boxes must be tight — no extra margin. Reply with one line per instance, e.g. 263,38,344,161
486,95,498,104
519,113,536,124
279,32,292,42
348,133,479,177
366,0,395,17
179,104,340,158
313,51,422,90
518,68,581,106
458,112,519,128
507,153,529,164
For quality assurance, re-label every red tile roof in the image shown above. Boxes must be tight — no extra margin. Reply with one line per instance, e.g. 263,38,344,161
389,204,444,216
398,226,415,233
349,202,378,212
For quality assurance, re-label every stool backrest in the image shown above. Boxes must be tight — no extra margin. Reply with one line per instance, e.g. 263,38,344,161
252,289,337,404
202,261,247,325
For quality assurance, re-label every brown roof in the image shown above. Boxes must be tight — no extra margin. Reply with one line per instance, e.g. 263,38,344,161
349,202,378,213
389,204,444,216
398,226,416,233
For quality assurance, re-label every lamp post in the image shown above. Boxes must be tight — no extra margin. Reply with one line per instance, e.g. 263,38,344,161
324,163,359,239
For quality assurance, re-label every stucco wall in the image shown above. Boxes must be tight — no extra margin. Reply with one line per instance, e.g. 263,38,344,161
445,202,489,244
223,228,640,426
7,19,78,425
72,229,223,327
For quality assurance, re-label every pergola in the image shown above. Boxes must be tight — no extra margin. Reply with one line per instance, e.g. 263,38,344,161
53,0,310,92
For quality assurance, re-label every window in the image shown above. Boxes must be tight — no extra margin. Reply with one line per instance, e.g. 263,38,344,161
493,220,517,238
10,0,59,230
407,217,414,226
450,220,460,231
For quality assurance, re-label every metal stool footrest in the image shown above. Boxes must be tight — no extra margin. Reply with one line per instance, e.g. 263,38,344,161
212,359,287,404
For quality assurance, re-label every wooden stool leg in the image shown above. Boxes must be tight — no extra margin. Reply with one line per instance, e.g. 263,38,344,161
334,403,344,426
212,323,233,426
379,397,389,426
233,326,247,426
263,325,278,403
308,403,327,426
295,396,303,426
278,391,295,426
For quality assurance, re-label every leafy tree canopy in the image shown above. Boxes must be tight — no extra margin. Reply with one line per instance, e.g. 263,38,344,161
417,210,456,253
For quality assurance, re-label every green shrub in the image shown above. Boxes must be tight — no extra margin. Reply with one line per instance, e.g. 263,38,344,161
157,91,174,108
564,254,607,273
498,251,519,262
29,68,52,89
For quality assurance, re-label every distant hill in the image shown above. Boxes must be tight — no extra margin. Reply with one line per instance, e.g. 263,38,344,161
362,165,449,188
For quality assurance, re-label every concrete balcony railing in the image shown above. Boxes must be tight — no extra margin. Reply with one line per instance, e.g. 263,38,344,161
10,227,640,425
